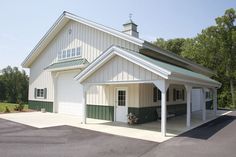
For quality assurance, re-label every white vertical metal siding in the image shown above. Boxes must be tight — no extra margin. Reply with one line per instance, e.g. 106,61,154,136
84,55,161,84
86,84,139,108
139,84,187,107
29,20,141,101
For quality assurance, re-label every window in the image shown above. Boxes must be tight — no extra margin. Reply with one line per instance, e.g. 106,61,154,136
67,49,71,58
173,88,184,101
153,87,162,102
118,90,126,106
36,89,44,98
71,48,75,57
62,50,66,58
206,91,211,99
153,87,158,102
167,89,169,101
58,47,81,60
158,89,161,100
35,88,47,99
76,47,81,56
58,51,62,60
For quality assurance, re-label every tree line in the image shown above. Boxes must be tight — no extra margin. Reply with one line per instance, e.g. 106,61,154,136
153,8,236,109
0,66,28,104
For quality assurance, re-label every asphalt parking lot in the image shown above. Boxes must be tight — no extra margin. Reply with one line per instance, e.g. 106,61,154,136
141,111,236,157
0,111,235,157
0,118,157,157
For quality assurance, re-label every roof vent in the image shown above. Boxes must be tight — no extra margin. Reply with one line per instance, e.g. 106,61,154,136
122,14,139,38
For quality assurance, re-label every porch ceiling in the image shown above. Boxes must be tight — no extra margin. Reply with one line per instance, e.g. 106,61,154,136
74,46,221,88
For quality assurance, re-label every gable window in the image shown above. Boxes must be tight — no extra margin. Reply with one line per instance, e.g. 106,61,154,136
62,50,66,58
76,47,81,56
58,47,81,60
173,88,184,101
71,48,75,57
34,88,47,99
67,49,71,58
58,51,62,60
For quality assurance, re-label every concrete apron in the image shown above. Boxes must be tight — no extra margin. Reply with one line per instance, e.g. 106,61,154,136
0,110,231,143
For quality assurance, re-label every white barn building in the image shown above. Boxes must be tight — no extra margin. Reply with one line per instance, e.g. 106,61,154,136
22,12,220,136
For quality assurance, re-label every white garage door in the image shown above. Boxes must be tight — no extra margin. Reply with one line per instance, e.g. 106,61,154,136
57,71,83,116
191,89,201,112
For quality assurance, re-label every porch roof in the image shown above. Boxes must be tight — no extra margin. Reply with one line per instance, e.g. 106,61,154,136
125,48,220,85
45,58,89,71
74,46,221,87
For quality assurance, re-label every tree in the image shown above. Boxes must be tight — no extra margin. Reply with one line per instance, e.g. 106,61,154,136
1,66,29,103
154,38,186,55
215,8,236,107
182,8,236,108
0,76,6,101
152,8,236,109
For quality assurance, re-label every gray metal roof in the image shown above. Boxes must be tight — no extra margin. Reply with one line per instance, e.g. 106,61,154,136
123,48,220,85
45,58,89,70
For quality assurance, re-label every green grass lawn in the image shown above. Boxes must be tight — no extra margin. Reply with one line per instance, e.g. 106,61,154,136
0,102,28,113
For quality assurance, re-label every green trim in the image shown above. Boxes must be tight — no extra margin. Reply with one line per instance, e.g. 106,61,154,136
129,103,187,124
45,58,89,70
28,100,53,112
87,104,114,121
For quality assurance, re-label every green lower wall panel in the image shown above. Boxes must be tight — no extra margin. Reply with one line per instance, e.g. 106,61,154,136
87,104,114,121
28,100,53,112
128,103,187,124
128,106,158,124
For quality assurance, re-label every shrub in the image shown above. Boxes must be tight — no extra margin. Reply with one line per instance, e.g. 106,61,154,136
4,106,10,113
14,103,24,112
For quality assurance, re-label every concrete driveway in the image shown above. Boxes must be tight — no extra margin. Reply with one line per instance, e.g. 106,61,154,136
0,111,230,143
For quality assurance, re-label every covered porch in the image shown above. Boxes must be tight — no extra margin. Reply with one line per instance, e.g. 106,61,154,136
84,109,229,142
74,46,221,137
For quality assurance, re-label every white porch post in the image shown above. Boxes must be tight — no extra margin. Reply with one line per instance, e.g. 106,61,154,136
202,88,206,121
153,80,169,137
185,85,192,128
81,84,89,124
213,88,218,116
52,72,59,113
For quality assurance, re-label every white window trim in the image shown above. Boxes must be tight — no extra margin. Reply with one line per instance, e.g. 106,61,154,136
58,47,82,61
36,89,44,99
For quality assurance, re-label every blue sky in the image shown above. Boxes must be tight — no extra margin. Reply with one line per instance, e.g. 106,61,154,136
0,0,235,71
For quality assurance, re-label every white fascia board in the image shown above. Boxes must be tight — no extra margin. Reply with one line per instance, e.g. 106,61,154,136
22,11,144,68
169,76,221,88
171,72,222,87
84,80,157,86
46,64,86,72
22,12,68,68
113,47,171,77
75,46,170,83
65,12,144,46
74,47,115,82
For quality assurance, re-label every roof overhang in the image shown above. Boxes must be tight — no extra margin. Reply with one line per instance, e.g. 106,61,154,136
22,11,144,68
74,46,171,82
74,46,221,88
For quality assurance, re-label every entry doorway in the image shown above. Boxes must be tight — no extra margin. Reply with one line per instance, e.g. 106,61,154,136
115,88,128,122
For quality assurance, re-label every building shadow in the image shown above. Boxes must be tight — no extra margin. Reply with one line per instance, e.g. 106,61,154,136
179,114,236,140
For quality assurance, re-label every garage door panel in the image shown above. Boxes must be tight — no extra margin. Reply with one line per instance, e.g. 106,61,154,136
57,71,83,116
